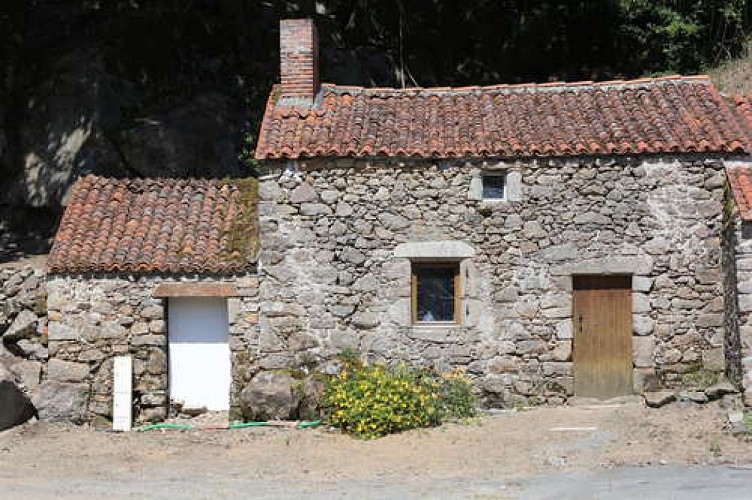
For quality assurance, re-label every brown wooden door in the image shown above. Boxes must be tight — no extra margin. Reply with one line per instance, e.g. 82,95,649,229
573,275,633,398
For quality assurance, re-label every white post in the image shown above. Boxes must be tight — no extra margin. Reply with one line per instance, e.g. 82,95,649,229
113,355,133,431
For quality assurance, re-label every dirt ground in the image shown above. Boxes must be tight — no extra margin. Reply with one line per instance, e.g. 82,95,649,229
0,400,750,498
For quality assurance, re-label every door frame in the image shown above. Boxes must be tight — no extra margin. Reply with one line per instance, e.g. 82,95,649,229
572,274,635,398
166,296,232,411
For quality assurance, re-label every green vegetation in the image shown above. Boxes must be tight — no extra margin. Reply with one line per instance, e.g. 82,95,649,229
681,363,724,389
323,354,477,439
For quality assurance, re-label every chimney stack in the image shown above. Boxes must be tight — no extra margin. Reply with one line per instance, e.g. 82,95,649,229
279,18,319,106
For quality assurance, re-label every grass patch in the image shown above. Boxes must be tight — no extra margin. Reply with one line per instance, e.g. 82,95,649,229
681,363,723,390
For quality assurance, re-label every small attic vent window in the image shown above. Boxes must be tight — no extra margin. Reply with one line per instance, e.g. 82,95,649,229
482,173,506,201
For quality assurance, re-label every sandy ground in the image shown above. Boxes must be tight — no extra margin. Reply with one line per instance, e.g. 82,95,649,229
0,400,750,498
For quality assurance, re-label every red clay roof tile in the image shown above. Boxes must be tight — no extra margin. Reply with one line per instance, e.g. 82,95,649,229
48,176,258,275
727,165,752,221
256,75,752,160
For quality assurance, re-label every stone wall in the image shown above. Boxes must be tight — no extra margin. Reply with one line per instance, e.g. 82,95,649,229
722,179,752,407
258,155,727,406
46,274,258,424
1,265,48,394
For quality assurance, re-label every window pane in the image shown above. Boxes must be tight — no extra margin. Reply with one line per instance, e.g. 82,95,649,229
416,266,457,322
482,174,506,199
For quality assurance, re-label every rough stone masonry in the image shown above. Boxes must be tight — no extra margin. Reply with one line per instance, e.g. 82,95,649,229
257,155,727,407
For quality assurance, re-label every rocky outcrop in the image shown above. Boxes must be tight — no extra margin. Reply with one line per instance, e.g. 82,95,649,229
1,266,48,392
2,51,245,212
0,361,36,430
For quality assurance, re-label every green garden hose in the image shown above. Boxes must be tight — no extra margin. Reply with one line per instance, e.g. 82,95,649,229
135,420,322,432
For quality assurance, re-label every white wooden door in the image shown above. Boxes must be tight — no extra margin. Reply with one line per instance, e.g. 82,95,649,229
168,297,230,411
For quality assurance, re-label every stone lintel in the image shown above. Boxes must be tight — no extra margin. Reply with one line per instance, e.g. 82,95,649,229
550,256,653,276
153,282,237,298
394,240,476,260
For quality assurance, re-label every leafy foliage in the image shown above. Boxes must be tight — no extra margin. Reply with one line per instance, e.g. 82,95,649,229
323,356,476,439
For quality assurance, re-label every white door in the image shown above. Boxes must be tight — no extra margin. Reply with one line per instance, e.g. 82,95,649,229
168,297,230,411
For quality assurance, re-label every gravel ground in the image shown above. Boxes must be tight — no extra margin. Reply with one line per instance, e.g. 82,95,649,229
0,400,749,499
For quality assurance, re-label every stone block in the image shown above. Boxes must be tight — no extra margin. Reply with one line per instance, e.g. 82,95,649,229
300,203,332,216
702,348,725,371
131,322,149,335
15,339,48,360
131,334,167,347
47,359,90,382
340,247,366,265
632,276,653,292
633,315,654,335
633,336,654,368
378,213,411,231
696,314,722,328
320,190,339,204
289,183,317,204
408,327,457,343
33,381,88,423
738,294,752,313
555,319,573,339
574,211,611,225
488,356,519,374
542,362,571,376
139,305,162,320
3,310,38,340
335,201,353,217
644,390,675,408
261,302,304,317
551,341,572,361
351,312,380,329
541,307,570,319
633,368,660,393
516,340,547,355
540,243,577,262
100,322,127,339
632,293,651,313
551,256,653,276
540,294,571,310
11,360,42,390
148,320,166,333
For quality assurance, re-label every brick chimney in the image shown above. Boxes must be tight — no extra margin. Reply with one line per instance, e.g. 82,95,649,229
279,18,319,106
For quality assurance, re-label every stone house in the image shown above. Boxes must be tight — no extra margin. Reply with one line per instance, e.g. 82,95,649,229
43,18,752,424
45,176,259,422
252,19,752,407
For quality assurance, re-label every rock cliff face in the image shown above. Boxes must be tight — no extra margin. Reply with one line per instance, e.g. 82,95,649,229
0,5,264,255
0,50,246,254
3,52,245,209
0,5,397,257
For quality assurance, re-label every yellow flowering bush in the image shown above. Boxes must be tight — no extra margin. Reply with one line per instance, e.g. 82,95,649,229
323,357,476,439
438,368,477,420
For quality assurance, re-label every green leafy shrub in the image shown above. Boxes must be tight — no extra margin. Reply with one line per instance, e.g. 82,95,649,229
323,357,476,439
438,369,477,420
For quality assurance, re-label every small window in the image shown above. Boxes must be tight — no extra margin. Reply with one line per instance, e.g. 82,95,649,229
411,262,461,324
482,173,506,200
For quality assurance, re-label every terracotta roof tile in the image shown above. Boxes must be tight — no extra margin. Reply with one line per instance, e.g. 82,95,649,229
256,75,752,160
727,165,752,221
48,176,258,275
